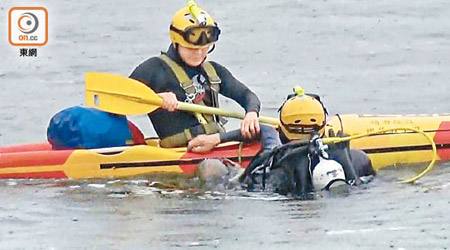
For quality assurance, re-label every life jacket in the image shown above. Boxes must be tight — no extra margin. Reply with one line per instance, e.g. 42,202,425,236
158,53,225,148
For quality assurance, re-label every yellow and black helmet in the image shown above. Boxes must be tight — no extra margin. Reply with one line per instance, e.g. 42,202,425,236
279,88,327,141
169,2,220,48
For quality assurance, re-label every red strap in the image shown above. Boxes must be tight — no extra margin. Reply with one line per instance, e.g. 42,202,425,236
127,121,146,145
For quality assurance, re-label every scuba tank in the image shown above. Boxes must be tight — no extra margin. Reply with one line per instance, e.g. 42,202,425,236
308,134,347,191
312,157,347,191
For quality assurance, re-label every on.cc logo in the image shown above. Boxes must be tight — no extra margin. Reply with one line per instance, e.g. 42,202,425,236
9,7,48,46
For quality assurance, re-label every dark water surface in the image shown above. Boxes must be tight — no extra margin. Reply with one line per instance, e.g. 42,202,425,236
1,0,450,249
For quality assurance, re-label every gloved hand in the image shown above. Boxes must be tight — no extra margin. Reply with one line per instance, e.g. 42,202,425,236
240,149,275,184
327,130,361,186
327,130,350,151
336,130,350,149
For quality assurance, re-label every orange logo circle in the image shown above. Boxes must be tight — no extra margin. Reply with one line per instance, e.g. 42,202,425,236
18,12,39,34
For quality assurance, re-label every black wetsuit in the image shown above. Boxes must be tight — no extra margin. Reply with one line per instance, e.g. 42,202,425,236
242,137,375,197
129,44,261,140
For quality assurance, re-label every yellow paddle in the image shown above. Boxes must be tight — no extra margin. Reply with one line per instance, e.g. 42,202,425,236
85,72,280,125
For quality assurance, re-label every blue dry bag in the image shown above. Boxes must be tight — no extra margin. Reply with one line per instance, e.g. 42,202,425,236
47,106,132,149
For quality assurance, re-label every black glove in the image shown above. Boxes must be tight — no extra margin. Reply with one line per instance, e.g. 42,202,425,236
240,149,274,183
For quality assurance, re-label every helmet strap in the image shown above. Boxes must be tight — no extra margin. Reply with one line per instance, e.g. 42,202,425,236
208,44,216,54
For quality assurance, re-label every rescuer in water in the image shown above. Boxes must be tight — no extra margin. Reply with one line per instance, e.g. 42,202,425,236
241,89,376,197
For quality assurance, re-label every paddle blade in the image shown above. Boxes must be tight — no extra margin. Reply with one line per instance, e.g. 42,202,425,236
85,72,163,115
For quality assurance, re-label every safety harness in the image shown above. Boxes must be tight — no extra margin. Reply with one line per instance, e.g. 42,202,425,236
158,53,225,148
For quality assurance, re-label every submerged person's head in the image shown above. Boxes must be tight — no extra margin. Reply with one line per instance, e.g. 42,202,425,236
169,4,220,66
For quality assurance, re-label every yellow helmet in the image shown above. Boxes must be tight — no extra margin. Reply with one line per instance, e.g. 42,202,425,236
169,4,220,48
279,94,327,141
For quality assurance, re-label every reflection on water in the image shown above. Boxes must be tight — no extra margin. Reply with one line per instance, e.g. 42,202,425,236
0,162,449,249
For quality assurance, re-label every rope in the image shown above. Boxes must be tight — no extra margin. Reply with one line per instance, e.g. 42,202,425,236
322,127,437,184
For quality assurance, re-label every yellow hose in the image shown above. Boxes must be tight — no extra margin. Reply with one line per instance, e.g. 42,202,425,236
322,127,437,184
